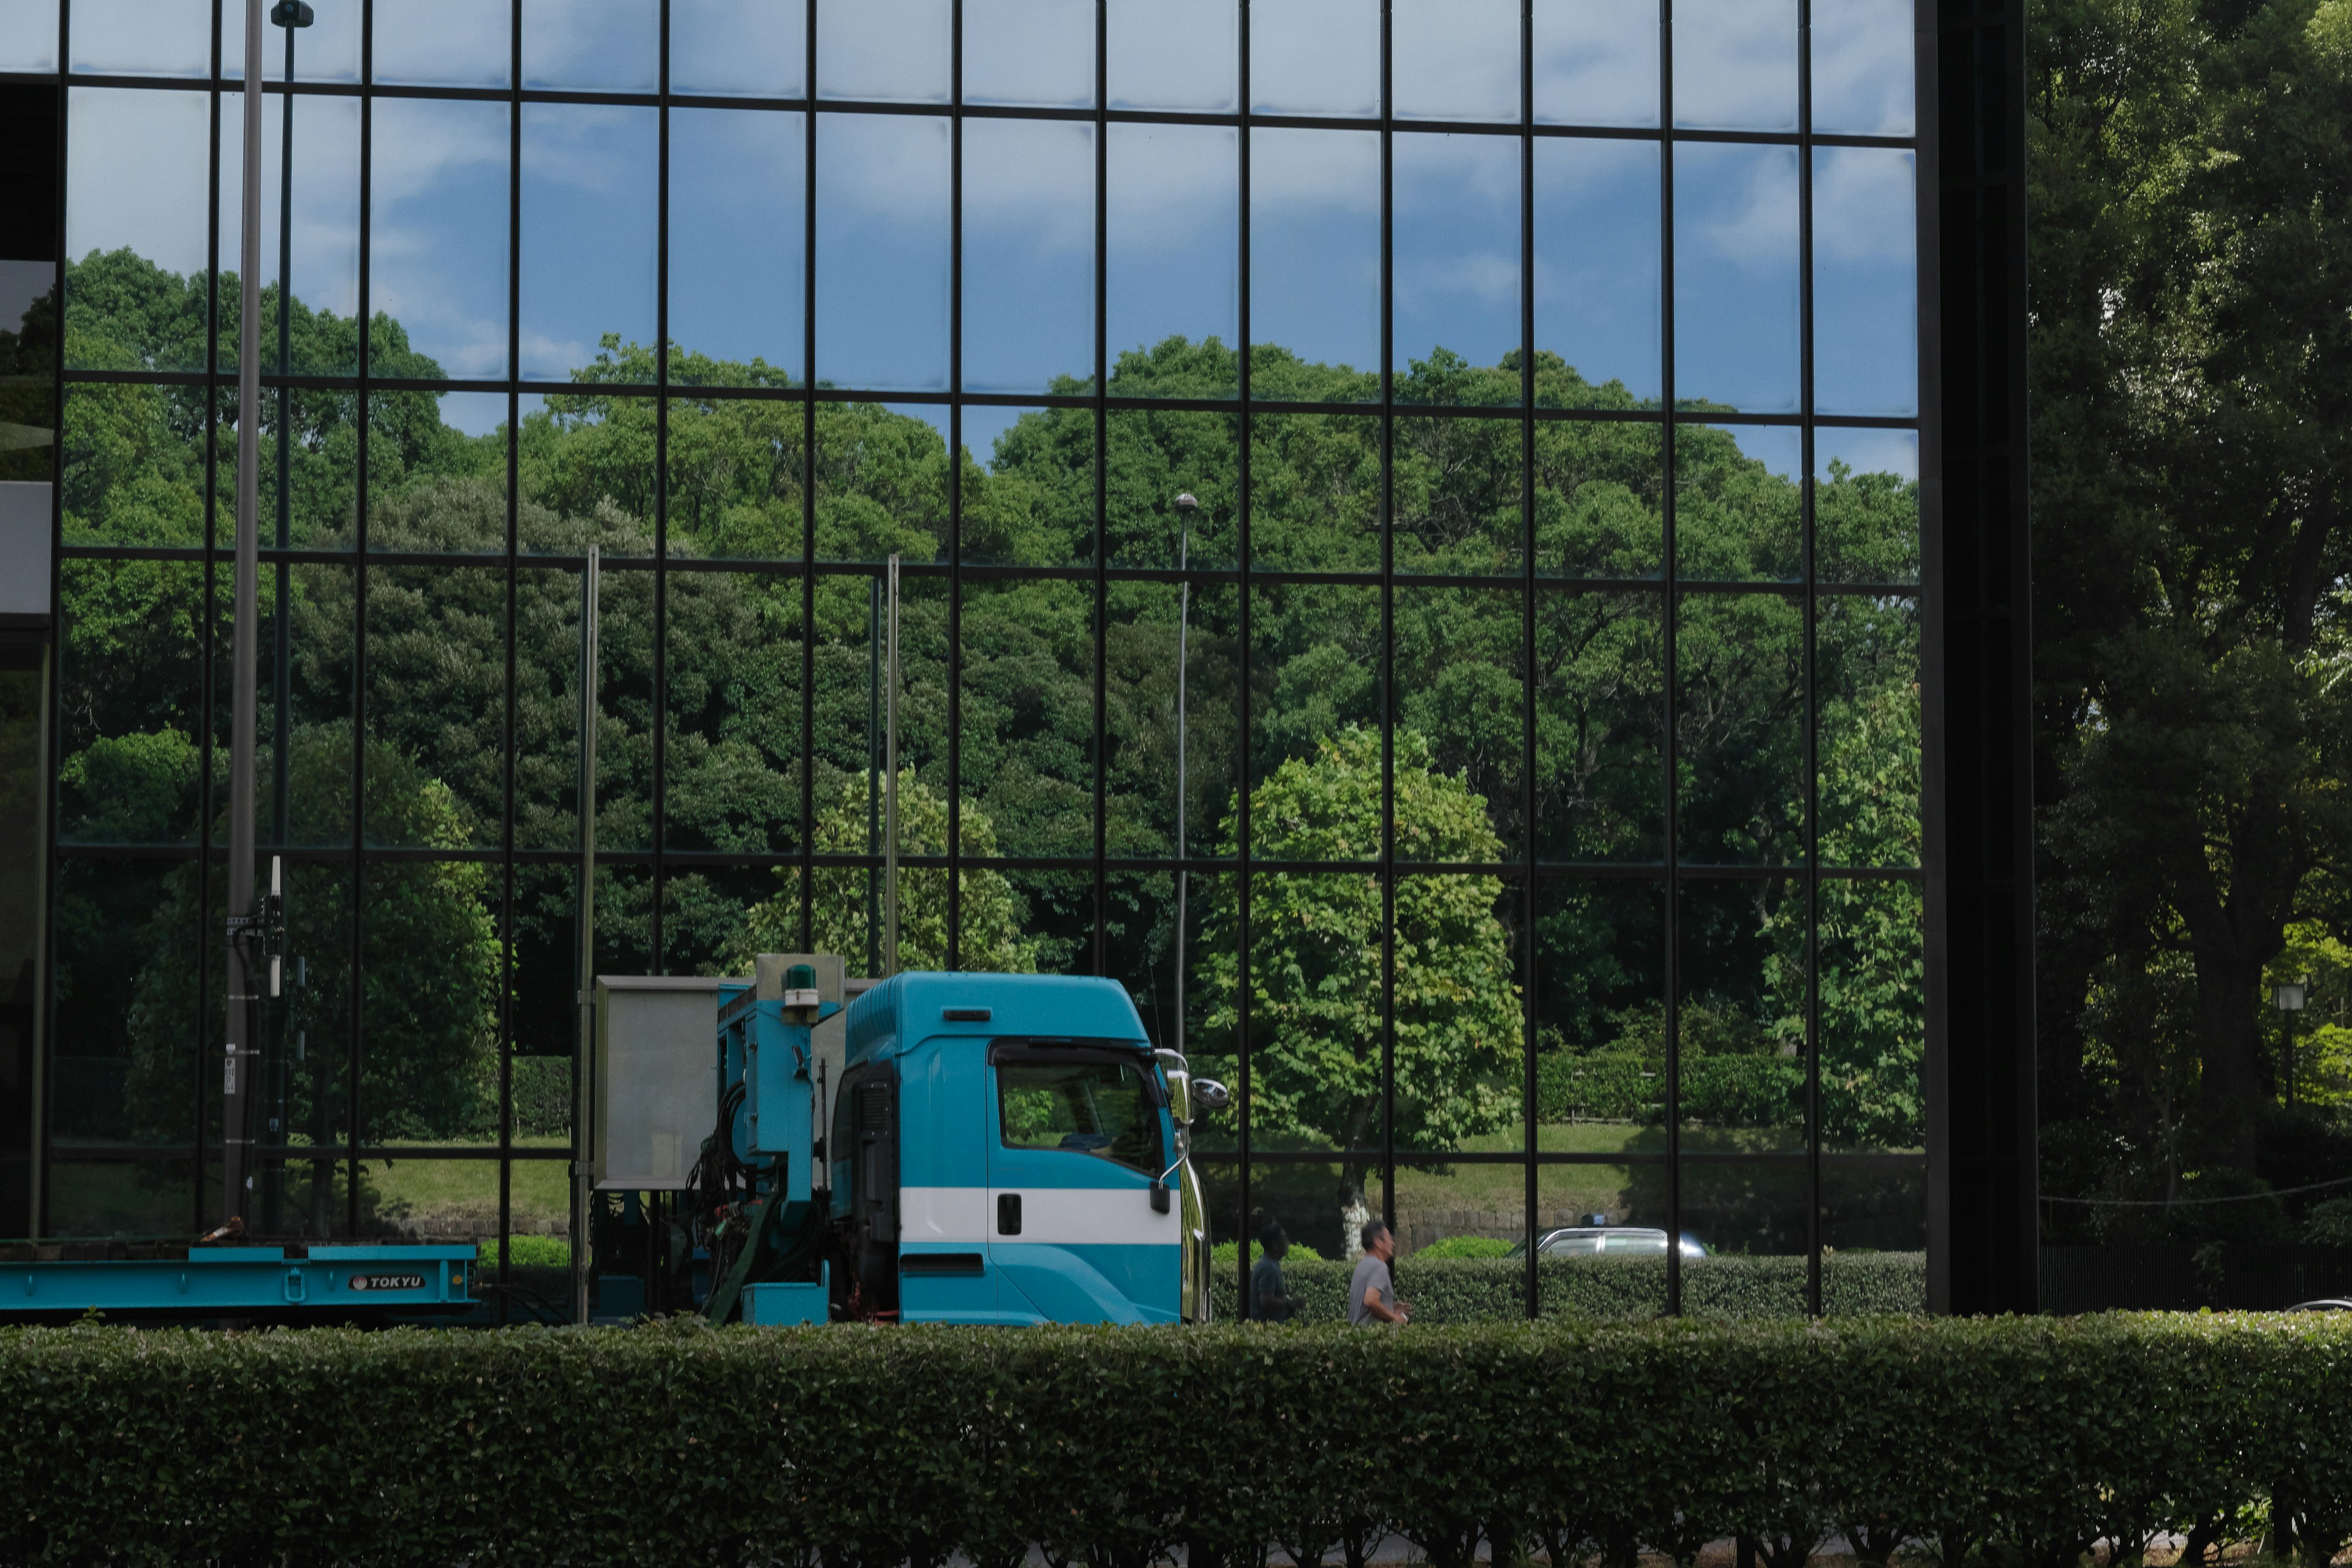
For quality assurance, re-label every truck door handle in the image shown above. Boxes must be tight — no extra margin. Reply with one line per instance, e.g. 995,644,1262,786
997,1193,1022,1235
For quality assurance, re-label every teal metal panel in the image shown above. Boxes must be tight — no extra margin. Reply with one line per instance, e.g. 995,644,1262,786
0,1245,478,1315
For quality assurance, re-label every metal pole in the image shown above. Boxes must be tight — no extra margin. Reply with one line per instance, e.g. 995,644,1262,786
1174,493,1196,1056
263,1,303,1237
571,546,600,1323
884,554,900,976
220,0,266,1231
868,575,880,975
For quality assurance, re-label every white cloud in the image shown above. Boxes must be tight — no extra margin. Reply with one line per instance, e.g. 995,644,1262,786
1811,146,1914,265
818,0,949,102
1809,0,1914,135
1107,0,1237,111
1533,1,1658,128
1672,0,1798,132
1250,0,1379,118
372,0,512,88
965,0,1093,108
69,0,209,78
1687,143,1799,272
67,87,212,276
1392,0,1520,121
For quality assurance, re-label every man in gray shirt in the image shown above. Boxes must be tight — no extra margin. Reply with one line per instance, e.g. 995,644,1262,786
1347,1220,1409,1326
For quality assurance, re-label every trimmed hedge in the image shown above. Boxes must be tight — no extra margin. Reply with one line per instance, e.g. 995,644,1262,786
2,1316,2350,1567
1213,1251,1926,1322
1536,1050,1805,1127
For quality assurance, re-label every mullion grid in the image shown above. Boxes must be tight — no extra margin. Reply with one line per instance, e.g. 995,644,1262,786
40,1,1931,1292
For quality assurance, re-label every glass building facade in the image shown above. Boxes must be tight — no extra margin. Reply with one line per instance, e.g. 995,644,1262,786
0,0,1945,1316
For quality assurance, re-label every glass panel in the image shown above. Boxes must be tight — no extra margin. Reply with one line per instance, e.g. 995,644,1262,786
511,865,581,1060
660,865,764,978
1104,870,1183,1055
1535,879,1664,1072
1388,874,1525,1157
996,867,1091,972
56,559,206,844
1815,428,1918,583
998,1055,1164,1172
1534,1162,1672,1318
1247,410,1375,573
668,108,805,387
1672,0,1798,133
374,0,512,89
1392,0,1519,124
227,1,361,85
215,91,363,376
959,576,1095,860
369,97,511,380
1811,0,1915,137
355,1158,502,1245
1,0,58,72
816,112,950,392
1676,592,1804,865
1393,132,1520,405
1249,127,1379,400
59,383,207,546
68,0,209,77
962,116,1095,396
520,389,658,557
1218,1161,1354,1316
664,393,808,562
248,562,352,852
1818,879,1924,1152
1250,0,1378,119
1673,141,1801,415
1680,1160,1808,1316
361,565,507,851
1246,654,1384,850
1675,423,1800,581
1820,1162,1926,1311
818,0,949,103
1105,582,1240,862
1107,123,1238,398
813,401,951,562
1536,417,1664,580
965,0,1095,110
224,379,364,551
47,1161,197,1237
521,104,658,383
53,860,197,1146
1533,138,1660,409
959,405,1088,568
1817,594,1919,869
1533,0,1659,129
511,565,587,854
65,89,211,372
1677,876,1805,1152
265,861,355,1229
522,0,657,92
1107,407,1237,570
1814,147,1918,418
671,0,807,98
1394,592,1523,858
1534,589,1665,862
1394,415,1523,575
1234,871,1386,1163
369,390,509,554
1107,0,1235,113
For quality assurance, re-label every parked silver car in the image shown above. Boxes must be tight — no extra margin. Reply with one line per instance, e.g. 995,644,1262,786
1507,1224,1709,1259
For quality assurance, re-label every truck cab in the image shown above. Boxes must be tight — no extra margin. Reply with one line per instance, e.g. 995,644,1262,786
826,971,1200,1325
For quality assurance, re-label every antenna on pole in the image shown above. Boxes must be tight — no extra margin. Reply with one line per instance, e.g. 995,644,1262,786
219,0,267,1232
884,554,900,978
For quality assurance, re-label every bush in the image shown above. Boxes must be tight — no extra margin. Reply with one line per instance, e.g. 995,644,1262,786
1536,1049,1806,1128
1415,1235,1515,1259
483,1235,570,1269
1212,1238,1326,1266
3,1315,2351,1567
1210,1252,1927,1323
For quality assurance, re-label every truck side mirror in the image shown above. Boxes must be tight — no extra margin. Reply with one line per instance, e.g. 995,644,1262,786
1192,1079,1230,1115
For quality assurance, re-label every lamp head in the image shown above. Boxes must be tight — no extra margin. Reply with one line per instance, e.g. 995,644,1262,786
1174,492,1198,513
271,0,315,26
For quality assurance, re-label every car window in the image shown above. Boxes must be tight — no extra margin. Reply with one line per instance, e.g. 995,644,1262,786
1545,1232,1601,1255
998,1057,1163,1175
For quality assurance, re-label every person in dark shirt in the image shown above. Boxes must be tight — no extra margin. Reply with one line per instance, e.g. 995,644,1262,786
1249,1223,1305,1321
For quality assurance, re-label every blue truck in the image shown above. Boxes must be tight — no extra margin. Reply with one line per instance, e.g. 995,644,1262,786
694,965,1224,1327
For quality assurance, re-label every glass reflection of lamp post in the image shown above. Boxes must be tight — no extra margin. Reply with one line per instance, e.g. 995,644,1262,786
1172,493,1197,1059
265,0,312,1238
2275,976,2309,1111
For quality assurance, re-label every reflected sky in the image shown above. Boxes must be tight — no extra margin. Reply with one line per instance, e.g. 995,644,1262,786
1251,128,1379,379
1108,0,1236,113
1,0,55,73
1535,0,1658,127
668,108,805,378
66,87,210,279
671,0,806,98
963,117,1095,393
1107,122,1237,379
222,1,363,84
1817,426,1917,481
820,0,951,104
436,390,510,442
1675,141,1801,414
374,0,511,89
525,0,660,94
1813,148,1918,417
1251,0,1379,119
214,90,363,370
1812,0,1916,136
1534,138,1659,402
370,96,511,380
966,0,1095,108
1673,0,1798,132
1394,134,1521,381
521,104,658,382
67,0,209,77
1393,0,1520,123
817,113,951,391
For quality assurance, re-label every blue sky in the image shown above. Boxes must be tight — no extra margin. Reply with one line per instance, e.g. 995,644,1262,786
59,0,1917,469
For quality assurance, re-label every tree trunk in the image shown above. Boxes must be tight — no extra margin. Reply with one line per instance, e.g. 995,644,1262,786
1340,1179,1370,1262
2190,944,2270,1171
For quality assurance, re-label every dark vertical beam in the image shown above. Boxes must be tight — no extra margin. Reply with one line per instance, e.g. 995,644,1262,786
799,0,818,953
1090,0,1107,979
1924,0,2034,1316
1518,0,1539,1321
946,0,963,972
1659,0,1682,1319
651,0,671,973
1232,0,1253,1318
1798,0,1822,1321
355,0,377,1248
196,0,221,1231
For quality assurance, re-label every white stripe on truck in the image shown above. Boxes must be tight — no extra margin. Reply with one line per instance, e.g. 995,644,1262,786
899,1185,1179,1246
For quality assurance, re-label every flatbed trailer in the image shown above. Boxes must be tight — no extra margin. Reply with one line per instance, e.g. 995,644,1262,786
0,1243,478,1323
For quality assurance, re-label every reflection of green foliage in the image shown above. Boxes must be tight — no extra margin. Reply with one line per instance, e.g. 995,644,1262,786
726,769,1041,976
1193,728,1523,1188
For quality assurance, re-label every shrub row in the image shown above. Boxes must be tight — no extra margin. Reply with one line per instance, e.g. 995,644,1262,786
1535,1050,1804,1126
1215,1252,1927,1322
3,1316,2350,1567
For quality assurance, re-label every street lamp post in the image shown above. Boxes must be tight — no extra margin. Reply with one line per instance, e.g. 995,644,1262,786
2275,977,2309,1111
1172,494,1197,1058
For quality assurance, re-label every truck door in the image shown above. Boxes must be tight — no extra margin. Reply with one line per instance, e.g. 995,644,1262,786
829,1060,899,1318
984,1042,1180,1323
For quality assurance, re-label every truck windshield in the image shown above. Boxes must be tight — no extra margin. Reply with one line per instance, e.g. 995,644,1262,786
998,1056,1163,1175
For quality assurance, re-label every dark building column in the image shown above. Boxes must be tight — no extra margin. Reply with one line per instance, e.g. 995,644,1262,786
1922,0,2036,1314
